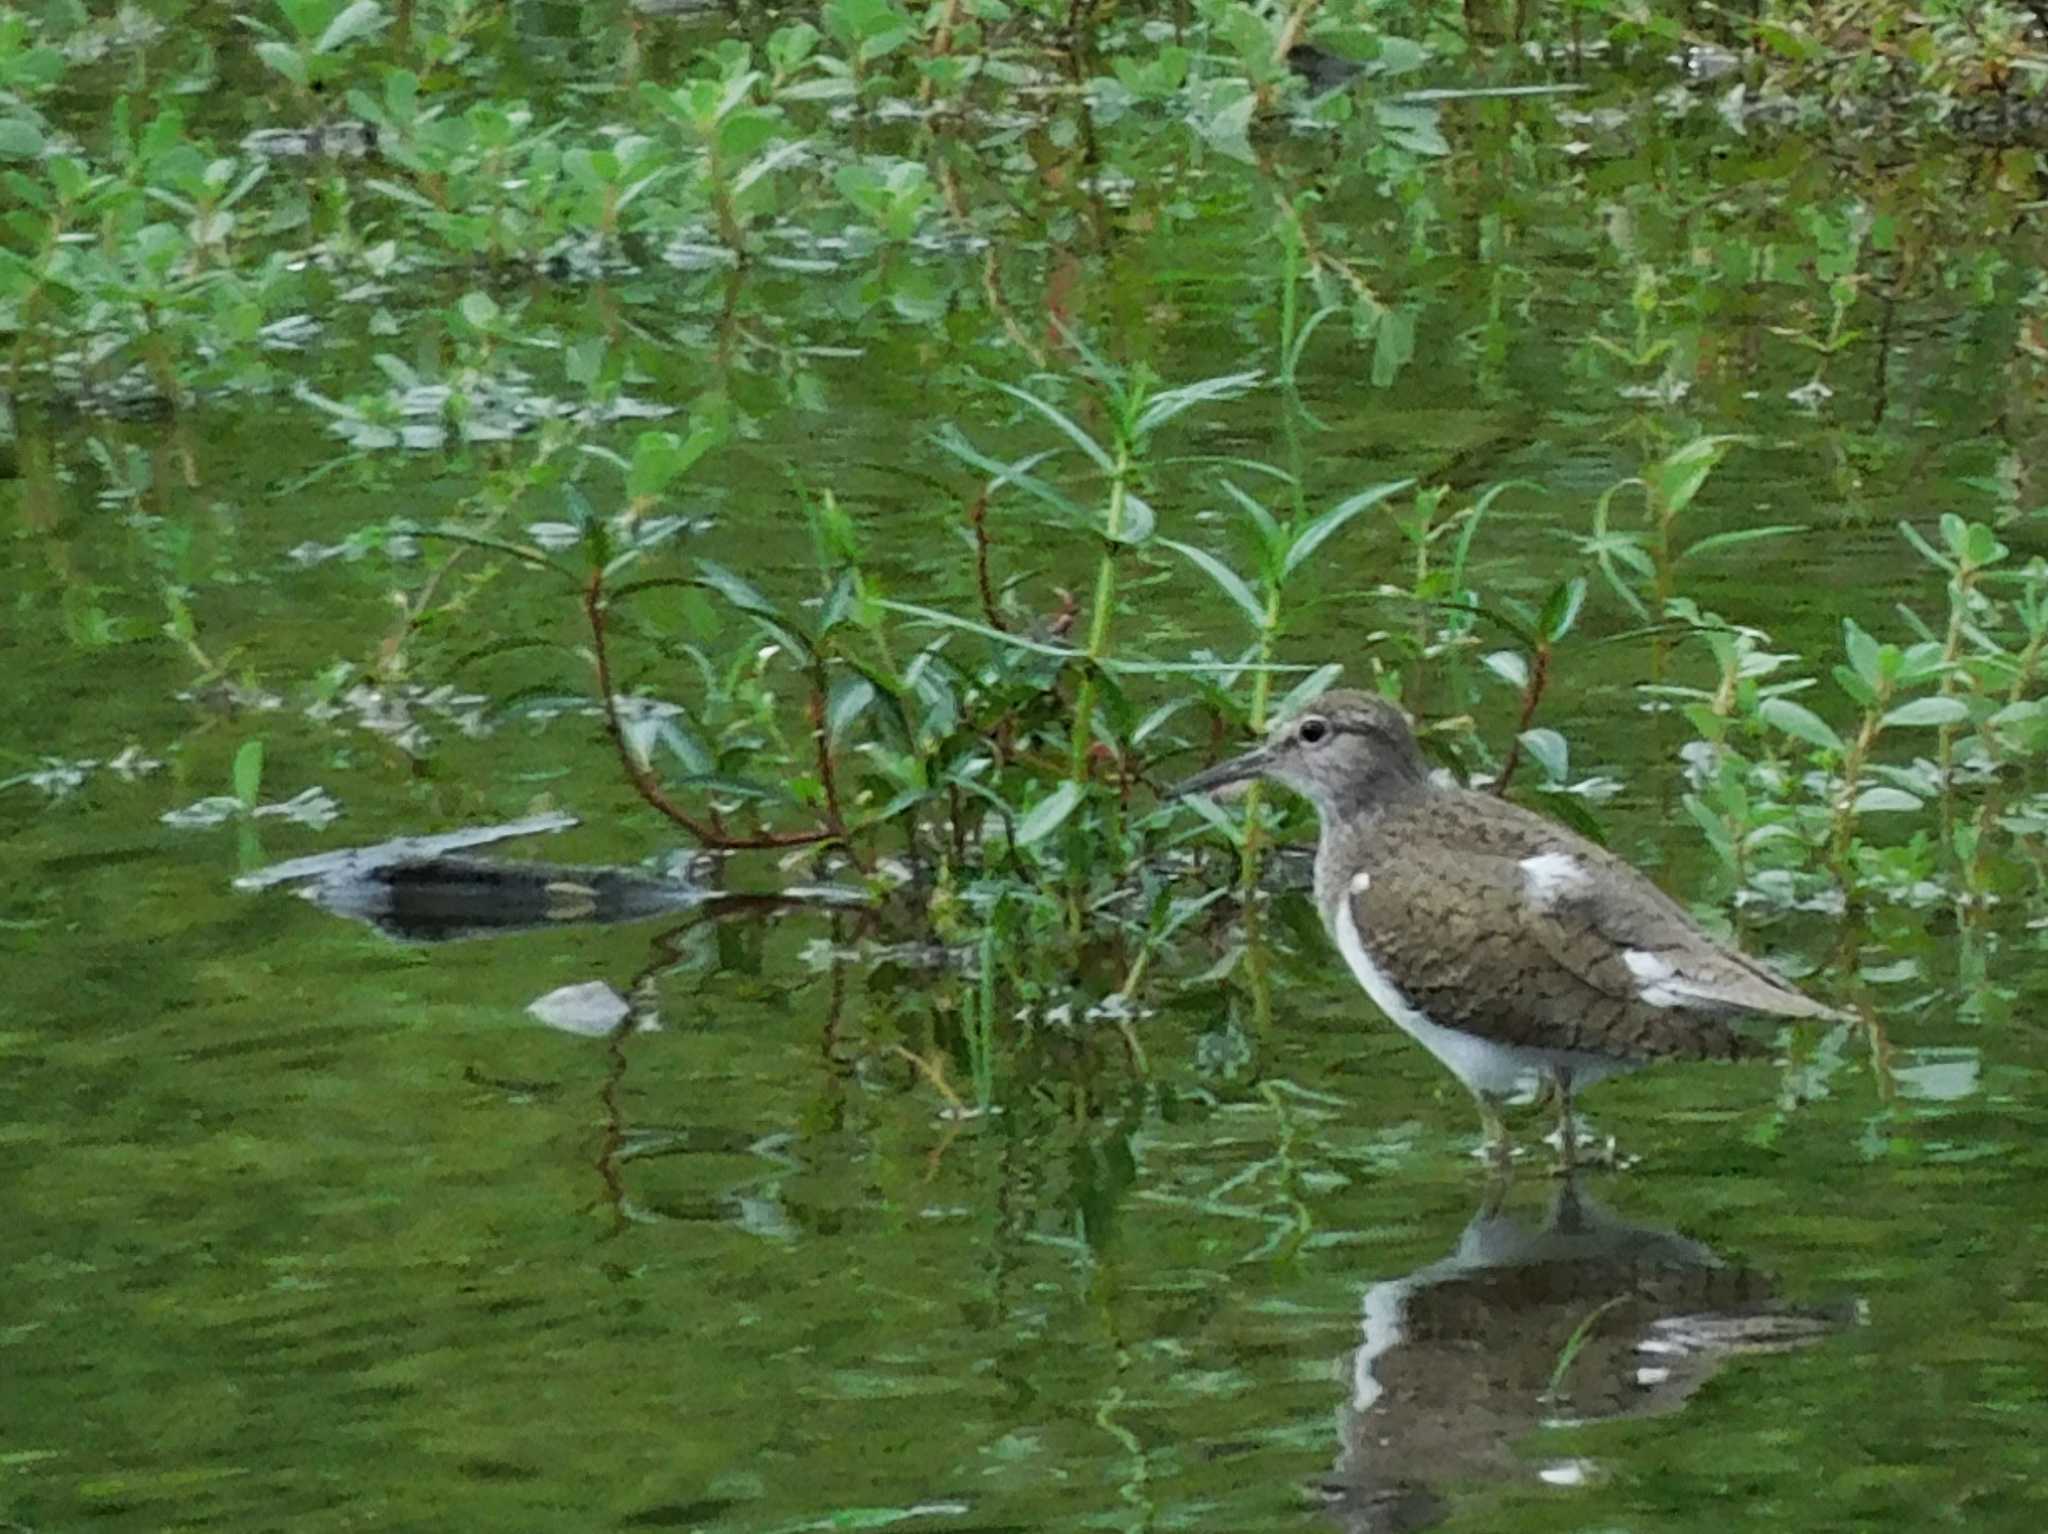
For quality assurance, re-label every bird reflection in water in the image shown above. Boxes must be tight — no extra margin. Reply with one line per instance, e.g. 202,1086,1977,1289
1320,1176,1857,1533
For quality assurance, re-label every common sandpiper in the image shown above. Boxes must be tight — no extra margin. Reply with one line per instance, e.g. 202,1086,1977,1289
1176,689,1845,1164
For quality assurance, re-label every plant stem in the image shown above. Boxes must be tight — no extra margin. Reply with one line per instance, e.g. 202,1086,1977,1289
1493,641,1550,794
969,487,1006,631
1828,693,1886,885
585,567,836,850
1237,584,1285,895
1068,439,1131,781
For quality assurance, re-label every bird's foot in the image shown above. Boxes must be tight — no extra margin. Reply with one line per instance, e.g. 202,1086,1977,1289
1543,1119,1622,1174
1470,1134,1524,1170
1470,1094,1517,1169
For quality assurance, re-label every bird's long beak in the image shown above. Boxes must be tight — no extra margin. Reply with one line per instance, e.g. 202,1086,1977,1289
1171,743,1276,800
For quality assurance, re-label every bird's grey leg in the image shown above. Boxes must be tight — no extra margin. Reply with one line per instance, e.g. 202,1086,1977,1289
1477,1161,1514,1219
1552,1068,1578,1173
1473,1089,1513,1167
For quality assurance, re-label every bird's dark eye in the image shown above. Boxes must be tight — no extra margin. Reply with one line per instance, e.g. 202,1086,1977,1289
1298,716,1330,745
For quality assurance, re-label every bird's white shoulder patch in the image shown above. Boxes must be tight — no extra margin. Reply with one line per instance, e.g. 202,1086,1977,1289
1624,948,1692,1008
1518,851,1589,909
1622,948,1673,982
1349,869,1372,895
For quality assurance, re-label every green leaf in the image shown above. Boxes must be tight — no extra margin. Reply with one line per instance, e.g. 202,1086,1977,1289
1132,370,1263,437
930,428,1090,528
1584,482,1652,619
417,525,569,577
992,381,1114,473
1881,696,1969,728
628,424,721,498
876,600,1077,658
1518,727,1569,782
1842,618,1884,692
1178,789,1246,845
1677,525,1801,562
1159,538,1266,630
1218,481,1284,575
233,738,265,809
1897,518,1953,574
1538,576,1587,643
0,116,45,160
1831,664,1877,709
1281,479,1414,579
825,675,876,744
1852,786,1923,813
1647,434,1743,519
1194,86,1256,162
1962,521,2007,567
1015,781,1083,847
1482,650,1529,690
1758,697,1843,754
316,0,387,53
692,559,783,621
1369,305,1417,388
1682,792,1735,860
1111,490,1156,546
695,559,811,656
1271,664,1343,722
1535,790,1609,846
1892,642,1950,690
254,40,308,87
667,772,781,802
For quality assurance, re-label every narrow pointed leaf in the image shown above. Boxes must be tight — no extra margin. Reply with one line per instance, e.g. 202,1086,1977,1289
1842,618,1884,691
1759,697,1843,753
1218,481,1284,573
931,427,1088,525
877,600,1079,658
1112,490,1156,546
1483,650,1530,690
1853,786,1923,813
1015,781,1084,846
694,560,783,620
1132,370,1263,436
825,675,877,743
1159,538,1267,630
1272,663,1344,722
1831,664,1877,708
1881,696,1969,728
1677,525,1801,562
1518,727,1569,782
316,0,386,53
992,382,1114,472
1648,435,1743,518
233,739,265,809
1539,577,1587,642
1282,478,1415,578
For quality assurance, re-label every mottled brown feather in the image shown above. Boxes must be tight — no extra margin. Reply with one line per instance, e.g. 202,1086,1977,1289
1330,786,1843,1064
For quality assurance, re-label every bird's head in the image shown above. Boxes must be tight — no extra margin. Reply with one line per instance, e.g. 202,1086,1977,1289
1173,689,1429,820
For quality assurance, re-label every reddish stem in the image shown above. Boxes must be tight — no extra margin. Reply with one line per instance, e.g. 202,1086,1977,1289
584,569,836,850
807,671,848,838
969,489,1007,632
1493,642,1550,795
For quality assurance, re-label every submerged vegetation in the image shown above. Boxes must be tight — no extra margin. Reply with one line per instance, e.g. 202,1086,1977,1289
9,0,2048,1128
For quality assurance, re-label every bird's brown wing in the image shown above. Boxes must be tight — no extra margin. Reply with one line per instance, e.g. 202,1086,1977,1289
1415,790,1843,1020
1349,834,1833,1064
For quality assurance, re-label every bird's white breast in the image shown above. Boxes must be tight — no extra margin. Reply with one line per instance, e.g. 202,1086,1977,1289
1331,892,1538,1097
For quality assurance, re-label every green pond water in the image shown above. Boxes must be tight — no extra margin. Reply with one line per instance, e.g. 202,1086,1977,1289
7,7,2048,1532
